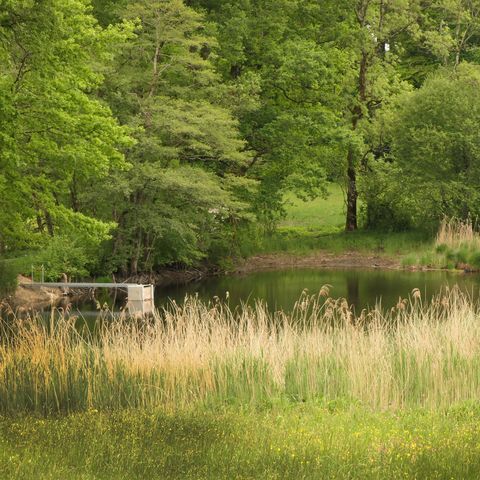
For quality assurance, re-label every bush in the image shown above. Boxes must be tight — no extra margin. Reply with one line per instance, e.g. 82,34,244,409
436,243,448,254
360,161,416,232
39,236,90,281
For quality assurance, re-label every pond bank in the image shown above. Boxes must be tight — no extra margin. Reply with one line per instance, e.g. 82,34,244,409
7,275,64,311
123,267,210,287
235,250,401,273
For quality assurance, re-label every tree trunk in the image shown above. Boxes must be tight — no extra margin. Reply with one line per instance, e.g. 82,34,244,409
345,47,368,232
44,210,54,236
346,147,358,231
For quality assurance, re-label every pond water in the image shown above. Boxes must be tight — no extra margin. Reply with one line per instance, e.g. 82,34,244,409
157,268,480,312
55,267,480,317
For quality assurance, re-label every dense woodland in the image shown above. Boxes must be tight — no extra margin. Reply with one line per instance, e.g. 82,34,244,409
2,0,480,278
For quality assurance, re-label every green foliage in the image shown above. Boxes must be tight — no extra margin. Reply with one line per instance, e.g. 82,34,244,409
360,161,417,231
0,0,133,254
468,250,480,269
199,0,353,223
85,0,254,274
39,236,90,281
5,0,480,273
388,64,480,226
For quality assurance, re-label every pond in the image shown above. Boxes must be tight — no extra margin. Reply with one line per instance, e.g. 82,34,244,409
55,267,480,317
157,268,480,312
6,268,480,321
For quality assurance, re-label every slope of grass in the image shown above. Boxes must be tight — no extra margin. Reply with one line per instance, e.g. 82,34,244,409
256,227,432,256
3,405,480,479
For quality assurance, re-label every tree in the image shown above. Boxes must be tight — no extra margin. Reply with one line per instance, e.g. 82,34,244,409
86,0,254,275
422,0,480,68
190,0,351,230
388,64,480,224
0,0,132,259
332,0,424,230
191,0,424,232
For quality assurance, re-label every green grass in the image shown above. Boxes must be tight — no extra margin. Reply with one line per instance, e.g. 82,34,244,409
239,183,434,259
399,218,480,270
249,225,433,258
3,274,480,478
3,404,480,479
270,188,480,270
268,228,432,255
280,184,346,231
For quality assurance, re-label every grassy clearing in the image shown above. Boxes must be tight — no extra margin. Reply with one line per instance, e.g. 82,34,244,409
243,183,433,258
2,405,480,479
258,227,431,256
270,192,480,269
3,288,480,414
280,184,346,231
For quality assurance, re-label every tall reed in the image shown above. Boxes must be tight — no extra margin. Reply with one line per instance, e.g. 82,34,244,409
1,288,480,414
436,216,480,250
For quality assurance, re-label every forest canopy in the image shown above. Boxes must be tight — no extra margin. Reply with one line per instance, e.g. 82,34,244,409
2,0,480,278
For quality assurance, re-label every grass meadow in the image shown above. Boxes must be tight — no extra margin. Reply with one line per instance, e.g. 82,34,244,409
3,288,480,478
3,405,480,479
280,185,347,231
245,183,433,258
272,187,480,272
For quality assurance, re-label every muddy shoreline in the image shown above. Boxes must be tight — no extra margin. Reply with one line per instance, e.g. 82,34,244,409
234,251,401,273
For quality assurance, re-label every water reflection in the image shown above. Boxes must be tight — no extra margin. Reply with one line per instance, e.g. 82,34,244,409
157,268,480,313
6,268,480,317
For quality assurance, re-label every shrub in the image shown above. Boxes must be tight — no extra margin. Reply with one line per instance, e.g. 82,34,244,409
39,236,90,281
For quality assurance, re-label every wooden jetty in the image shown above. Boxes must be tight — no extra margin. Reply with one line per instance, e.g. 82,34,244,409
21,282,155,316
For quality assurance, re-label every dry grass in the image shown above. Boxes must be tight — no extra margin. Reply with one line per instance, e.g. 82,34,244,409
435,216,480,250
2,288,480,414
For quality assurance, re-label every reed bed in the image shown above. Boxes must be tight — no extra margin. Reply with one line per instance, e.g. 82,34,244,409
436,216,480,250
1,288,480,414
